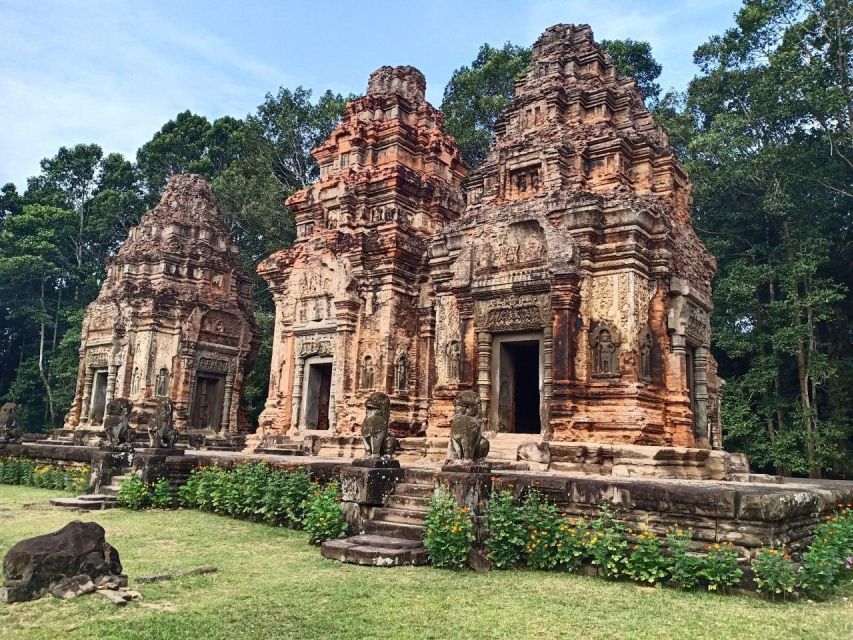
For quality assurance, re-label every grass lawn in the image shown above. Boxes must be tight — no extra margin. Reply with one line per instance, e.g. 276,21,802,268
1,486,851,640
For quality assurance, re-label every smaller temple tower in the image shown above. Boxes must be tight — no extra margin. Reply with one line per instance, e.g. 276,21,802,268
64,174,260,441
257,66,466,447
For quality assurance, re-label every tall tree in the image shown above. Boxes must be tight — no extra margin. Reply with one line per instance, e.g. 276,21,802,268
441,39,662,169
681,0,852,476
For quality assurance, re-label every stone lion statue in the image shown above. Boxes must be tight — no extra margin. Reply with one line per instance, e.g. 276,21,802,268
103,398,133,447
148,397,178,449
0,402,21,443
360,392,397,460
448,391,489,462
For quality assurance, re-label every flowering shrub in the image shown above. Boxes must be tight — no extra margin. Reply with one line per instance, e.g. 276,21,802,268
117,475,148,510
0,456,88,493
521,491,564,570
424,485,474,569
700,542,743,592
149,478,173,509
484,490,525,569
665,527,701,590
586,503,629,579
554,517,589,571
753,547,796,599
626,528,667,586
798,505,853,599
179,463,314,527
303,482,348,545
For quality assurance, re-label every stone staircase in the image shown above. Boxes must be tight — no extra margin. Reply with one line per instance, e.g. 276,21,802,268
49,466,134,511
321,468,434,566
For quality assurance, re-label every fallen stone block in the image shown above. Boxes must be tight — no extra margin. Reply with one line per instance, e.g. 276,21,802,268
50,574,96,599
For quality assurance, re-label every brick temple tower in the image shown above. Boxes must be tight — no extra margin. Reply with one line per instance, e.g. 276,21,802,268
64,174,260,441
256,66,466,452
428,24,720,448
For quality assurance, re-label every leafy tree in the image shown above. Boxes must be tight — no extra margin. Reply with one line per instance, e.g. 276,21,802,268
600,38,662,104
679,0,852,476
136,111,213,197
441,39,662,169
441,43,532,169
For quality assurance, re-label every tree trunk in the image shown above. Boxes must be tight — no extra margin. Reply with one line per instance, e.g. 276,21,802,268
37,278,56,429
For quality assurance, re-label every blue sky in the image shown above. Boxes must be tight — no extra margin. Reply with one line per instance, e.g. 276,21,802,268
0,0,742,190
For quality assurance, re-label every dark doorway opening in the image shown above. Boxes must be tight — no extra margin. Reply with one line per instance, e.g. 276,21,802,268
304,362,332,430
192,374,225,430
90,370,108,424
498,340,541,434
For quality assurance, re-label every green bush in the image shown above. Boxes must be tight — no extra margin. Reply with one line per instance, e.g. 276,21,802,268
117,475,148,510
554,517,589,571
586,503,629,579
0,456,88,493
665,527,701,590
753,547,796,599
626,528,667,586
424,485,474,569
521,491,563,570
798,505,853,599
303,482,348,545
261,466,313,527
485,490,525,569
178,469,202,508
700,542,743,592
149,478,174,509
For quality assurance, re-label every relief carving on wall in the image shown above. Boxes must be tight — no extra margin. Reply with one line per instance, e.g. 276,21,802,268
639,326,653,382
86,348,110,368
589,322,621,378
685,302,709,345
475,294,548,332
198,356,230,373
297,335,334,358
435,296,461,384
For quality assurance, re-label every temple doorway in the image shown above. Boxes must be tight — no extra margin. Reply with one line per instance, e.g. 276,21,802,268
302,359,333,430
90,370,108,424
492,334,542,434
192,374,225,430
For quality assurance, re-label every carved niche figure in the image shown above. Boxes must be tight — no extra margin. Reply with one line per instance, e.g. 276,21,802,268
103,398,133,447
394,353,409,392
448,391,490,461
155,367,170,397
360,392,397,460
361,356,375,389
590,324,620,377
148,397,178,449
639,328,653,381
447,341,461,381
0,402,21,443
130,367,141,395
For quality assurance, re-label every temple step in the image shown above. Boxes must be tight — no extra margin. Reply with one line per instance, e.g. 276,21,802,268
50,496,116,510
385,495,429,511
391,482,434,499
402,468,438,485
363,519,424,541
372,507,426,525
320,535,427,566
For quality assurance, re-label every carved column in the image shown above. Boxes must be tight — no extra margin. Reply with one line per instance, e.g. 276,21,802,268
80,368,94,421
476,331,491,429
542,322,554,438
291,357,306,432
220,368,235,436
693,345,710,447
104,364,118,408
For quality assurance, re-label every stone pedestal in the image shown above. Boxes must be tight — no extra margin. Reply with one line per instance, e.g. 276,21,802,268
441,460,491,474
340,465,404,506
352,457,400,469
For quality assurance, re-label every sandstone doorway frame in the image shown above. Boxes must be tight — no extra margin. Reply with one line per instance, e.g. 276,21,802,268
88,369,109,425
298,355,335,433
489,331,544,435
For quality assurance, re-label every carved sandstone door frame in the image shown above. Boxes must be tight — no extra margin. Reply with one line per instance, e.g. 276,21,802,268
487,331,545,435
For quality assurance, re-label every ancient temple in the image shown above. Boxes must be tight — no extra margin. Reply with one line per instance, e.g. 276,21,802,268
257,66,466,442
428,24,720,448
64,174,260,440
257,24,720,453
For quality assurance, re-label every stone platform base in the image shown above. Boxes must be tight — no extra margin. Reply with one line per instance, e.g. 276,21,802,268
321,535,427,566
49,494,116,510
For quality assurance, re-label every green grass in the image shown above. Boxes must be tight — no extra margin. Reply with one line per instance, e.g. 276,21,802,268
1,485,851,640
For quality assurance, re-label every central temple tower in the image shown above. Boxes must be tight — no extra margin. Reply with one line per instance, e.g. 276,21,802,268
257,66,466,447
